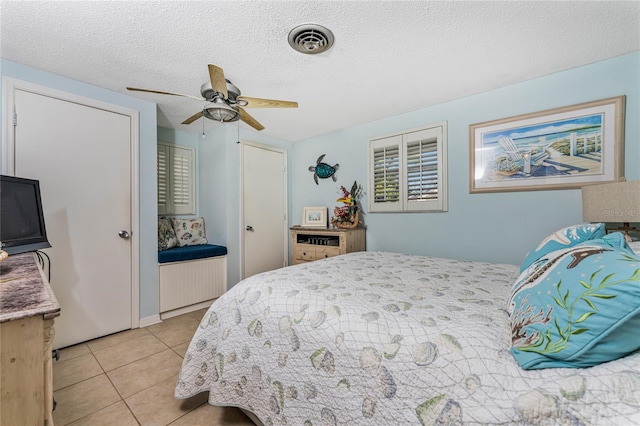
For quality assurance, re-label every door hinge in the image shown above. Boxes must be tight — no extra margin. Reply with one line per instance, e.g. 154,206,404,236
13,112,17,126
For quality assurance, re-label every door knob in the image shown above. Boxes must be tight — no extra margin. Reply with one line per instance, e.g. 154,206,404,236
245,225,254,231
118,230,130,239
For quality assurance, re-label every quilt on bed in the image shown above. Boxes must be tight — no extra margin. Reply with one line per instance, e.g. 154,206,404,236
175,251,640,425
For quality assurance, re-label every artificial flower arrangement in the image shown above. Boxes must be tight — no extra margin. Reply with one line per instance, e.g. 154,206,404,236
331,180,363,228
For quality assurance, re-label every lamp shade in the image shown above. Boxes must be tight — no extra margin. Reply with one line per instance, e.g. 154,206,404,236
203,103,240,123
582,181,640,223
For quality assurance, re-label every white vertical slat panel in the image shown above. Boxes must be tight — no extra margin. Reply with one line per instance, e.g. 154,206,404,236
404,125,447,212
159,256,227,312
157,142,195,215
157,143,169,215
368,135,403,212
171,145,194,214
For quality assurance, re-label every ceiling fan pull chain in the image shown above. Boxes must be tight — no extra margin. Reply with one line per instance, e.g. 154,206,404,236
202,107,206,138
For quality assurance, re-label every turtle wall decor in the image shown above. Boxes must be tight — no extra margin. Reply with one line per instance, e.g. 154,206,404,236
308,154,339,185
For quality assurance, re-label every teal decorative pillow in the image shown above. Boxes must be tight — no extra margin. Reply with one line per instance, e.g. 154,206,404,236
158,217,178,251
520,223,606,273
509,232,640,369
171,217,208,247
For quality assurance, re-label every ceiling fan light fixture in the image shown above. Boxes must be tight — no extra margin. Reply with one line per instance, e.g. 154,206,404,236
288,24,335,54
129,63,296,132
203,103,240,123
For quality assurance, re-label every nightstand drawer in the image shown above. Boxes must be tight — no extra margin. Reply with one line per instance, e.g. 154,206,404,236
316,246,340,259
294,246,317,261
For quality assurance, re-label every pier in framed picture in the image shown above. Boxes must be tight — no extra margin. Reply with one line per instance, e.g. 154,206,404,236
469,96,625,193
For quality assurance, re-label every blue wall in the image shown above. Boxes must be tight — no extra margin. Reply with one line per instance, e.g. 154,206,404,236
0,59,160,319
2,51,637,321
198,125,293,287
291,52,640,265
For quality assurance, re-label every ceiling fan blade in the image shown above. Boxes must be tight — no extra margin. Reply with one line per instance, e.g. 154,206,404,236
126,87,204,101
238,96,298,108
182,111,204,125
208,64,228,99
238,107,265,131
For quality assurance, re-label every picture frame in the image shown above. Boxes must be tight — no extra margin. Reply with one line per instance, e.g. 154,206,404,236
302,206,328,228
469,96,625,193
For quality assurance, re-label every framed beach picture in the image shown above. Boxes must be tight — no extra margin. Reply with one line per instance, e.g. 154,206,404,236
469,96,625,193
302,206,328,228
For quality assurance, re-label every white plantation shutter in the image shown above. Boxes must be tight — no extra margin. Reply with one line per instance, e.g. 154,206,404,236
405,126,446,211
368,123,447,213
170,146,194,214
406,139,437,201
157,143,169,215
370,135,402,212
158,142,195,215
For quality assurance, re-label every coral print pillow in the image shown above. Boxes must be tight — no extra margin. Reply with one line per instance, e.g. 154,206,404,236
171,217,208,247
158,217,178,251
520,223,606,273
508,232,640,370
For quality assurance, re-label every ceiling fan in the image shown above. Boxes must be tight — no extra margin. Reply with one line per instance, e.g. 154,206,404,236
126,64,298,131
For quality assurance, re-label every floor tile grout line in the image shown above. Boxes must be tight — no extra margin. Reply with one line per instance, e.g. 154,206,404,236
102,370,144,425
54,345,174,393
53,310,208,425
53,371,107,394
52,372,120,426
105,349,187,401
82,328,153,354
120,397,143,426
61,400,132,426
170,346,187,359
99,344,172,373
88,332,162,356
52,352,105,393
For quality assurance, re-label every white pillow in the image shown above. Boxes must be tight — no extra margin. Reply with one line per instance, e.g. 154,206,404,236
171,217,208,247
629,240,640,254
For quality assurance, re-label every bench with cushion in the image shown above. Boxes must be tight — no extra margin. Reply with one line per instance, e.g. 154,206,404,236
158,217,227,317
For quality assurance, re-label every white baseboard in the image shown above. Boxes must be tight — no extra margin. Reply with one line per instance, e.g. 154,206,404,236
139,314,162,328
160,299,214,320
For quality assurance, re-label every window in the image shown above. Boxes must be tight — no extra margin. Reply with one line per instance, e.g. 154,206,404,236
368,122,448,212
157,141,195,215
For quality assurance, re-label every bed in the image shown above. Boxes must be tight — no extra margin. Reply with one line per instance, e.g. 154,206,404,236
175,227,640,425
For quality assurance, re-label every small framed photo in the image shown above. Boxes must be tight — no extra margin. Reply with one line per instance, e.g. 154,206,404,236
302,206,328,228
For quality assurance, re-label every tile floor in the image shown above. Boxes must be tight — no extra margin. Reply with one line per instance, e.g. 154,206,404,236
52,308,255,425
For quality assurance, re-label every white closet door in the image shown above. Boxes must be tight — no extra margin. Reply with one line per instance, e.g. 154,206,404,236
14,88,133,349
242,143,287,279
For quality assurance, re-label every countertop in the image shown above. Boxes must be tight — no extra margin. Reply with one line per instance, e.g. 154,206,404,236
0,253,60,323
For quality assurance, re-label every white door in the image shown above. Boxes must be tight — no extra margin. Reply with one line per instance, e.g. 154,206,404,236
242,142,287,279
11,87,134,349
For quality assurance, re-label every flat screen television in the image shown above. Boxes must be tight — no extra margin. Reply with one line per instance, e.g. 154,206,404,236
0,175,51,255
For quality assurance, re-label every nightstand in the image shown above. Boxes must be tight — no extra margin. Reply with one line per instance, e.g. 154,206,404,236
290,226,366,265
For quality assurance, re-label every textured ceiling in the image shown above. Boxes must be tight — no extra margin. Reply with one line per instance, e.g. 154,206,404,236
2,1,639,142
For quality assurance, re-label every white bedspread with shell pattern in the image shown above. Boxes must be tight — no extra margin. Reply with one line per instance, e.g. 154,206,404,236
175,252,640,425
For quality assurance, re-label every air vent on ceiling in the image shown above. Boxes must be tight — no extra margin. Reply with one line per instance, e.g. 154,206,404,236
288,24,335,55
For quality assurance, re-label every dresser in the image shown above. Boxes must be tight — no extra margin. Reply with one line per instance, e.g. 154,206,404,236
290,226,366,265
0,253,60,426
